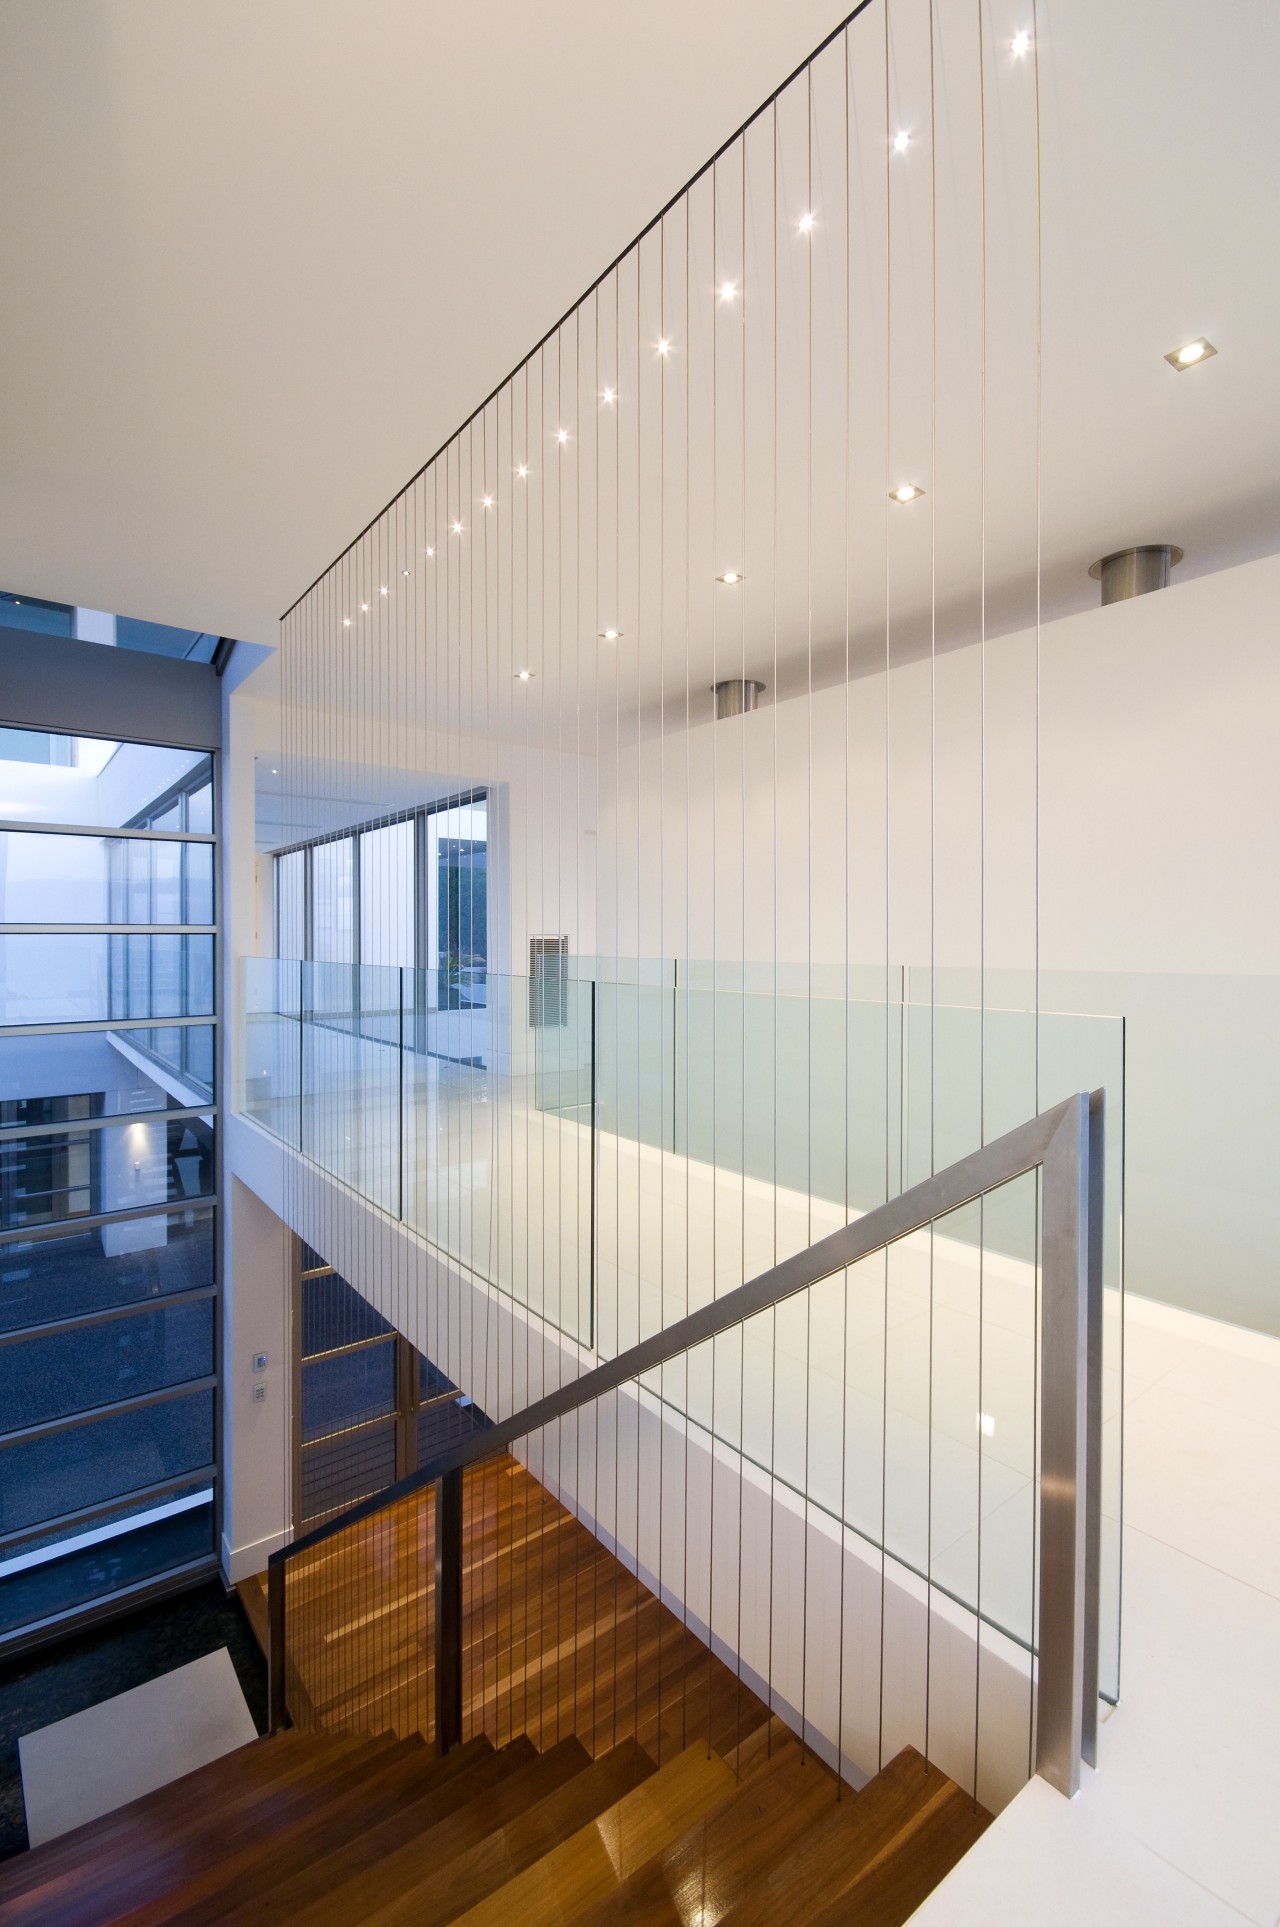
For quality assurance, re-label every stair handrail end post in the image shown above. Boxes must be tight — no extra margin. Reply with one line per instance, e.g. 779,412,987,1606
267,1552,288,1736
1035,1088,1105,1798
434,1466,464,1755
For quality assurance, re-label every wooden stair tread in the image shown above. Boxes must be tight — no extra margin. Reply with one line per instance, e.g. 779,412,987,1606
277,1734,577,1927
448,1741,735,1927
0,1730,362,1904
6,1737,408,1927
719,1747,990,1927
115,1734,457,1926
803,1767,991,1927
724,1715,792,1785
0,1732,374,1912
359,1738,657,1927
298,1734,593,1927
215,1734,511,1926
570,1740,839,1927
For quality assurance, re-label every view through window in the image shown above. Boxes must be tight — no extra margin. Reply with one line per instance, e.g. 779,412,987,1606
273,791,488,1034
0,728,218,1640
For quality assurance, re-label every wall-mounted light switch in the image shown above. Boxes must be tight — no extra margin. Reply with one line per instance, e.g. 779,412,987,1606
252,1383,267,1403
253,1352,268,1372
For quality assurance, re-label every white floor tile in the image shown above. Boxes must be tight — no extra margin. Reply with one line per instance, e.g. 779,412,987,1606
19,1648,257,1847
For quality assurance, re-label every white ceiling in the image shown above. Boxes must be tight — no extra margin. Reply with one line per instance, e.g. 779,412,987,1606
2,0,1278,655
0,0,851,647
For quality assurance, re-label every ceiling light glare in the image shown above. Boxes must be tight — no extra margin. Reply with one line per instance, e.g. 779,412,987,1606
891,483,925,503
380,585,388,595
452,519,463,534
798,210,815,234
482,494,494,509
425,545,435,557
1011,29,1031,54
517,463,529,478
599,628,621,642
556,427,569,444
893,131,911,153
1165,336,1217,370
515,669,535,681
402,567,410,576
657,337,671,357
719,282,737,302
361,601,369,611
343,617,351,627
716,571,743,585
601,386,615,404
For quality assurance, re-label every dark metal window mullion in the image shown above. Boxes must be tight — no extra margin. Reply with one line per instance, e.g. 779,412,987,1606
302,1330,395,1366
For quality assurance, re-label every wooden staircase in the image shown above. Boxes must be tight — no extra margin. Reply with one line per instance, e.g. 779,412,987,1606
0,1720,989,1925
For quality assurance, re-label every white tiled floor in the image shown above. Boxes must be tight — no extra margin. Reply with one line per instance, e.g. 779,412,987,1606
908,1294,1280,1926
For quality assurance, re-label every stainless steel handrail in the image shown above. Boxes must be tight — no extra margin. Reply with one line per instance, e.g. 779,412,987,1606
269,1088,1103,1797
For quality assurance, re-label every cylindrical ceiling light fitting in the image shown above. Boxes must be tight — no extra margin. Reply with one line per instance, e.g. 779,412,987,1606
1088,544,1184,605
712,678,766,719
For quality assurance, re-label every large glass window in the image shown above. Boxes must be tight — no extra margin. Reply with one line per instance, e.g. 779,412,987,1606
272,794,487,997
311,837,354,965
275,848,305,964
293,1251,489,1529
425,798,487,1011
0,729,218,1645
358,821,415,968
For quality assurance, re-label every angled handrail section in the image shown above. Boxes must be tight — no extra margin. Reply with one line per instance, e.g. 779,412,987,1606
269,1088,1104,1797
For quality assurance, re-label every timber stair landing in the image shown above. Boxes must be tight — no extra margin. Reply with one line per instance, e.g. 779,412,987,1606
0,1726,990,1926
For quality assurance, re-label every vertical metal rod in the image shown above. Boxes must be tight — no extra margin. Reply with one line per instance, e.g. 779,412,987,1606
434,1467,464,1754
1036,1093,1092,1796
267,1556,287,1734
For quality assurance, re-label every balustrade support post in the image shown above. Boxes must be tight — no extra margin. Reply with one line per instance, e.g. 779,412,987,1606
434,1468,464,1754
267,1557,288,1735
1036,1092,1103,1797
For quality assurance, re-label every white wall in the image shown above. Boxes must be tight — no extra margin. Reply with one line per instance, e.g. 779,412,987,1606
220,1172,293,1582
595,554,1280,1335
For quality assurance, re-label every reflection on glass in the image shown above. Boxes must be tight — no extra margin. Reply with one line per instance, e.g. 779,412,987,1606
0,738,212,830
0,934,215,1025
0,1208,215,1332
0,1489,215,1635
0,833,213,927
0,1297,214,1432
0,1387,215,1536
0,1113,213,1231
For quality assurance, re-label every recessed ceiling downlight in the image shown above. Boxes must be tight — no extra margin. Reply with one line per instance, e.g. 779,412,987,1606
717,571,743,585
891,483,925,504
599,628,622,641
1165,337,1217,370
515,669,535,682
